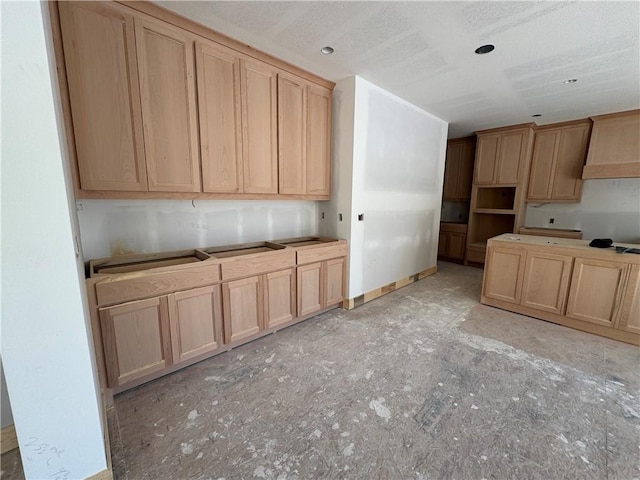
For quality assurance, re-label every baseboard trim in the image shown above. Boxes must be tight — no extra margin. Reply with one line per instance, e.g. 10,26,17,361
86,467,113,480
343,266,438,310
1,424,18,454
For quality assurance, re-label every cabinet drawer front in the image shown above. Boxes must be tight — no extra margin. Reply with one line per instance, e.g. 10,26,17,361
96,263,220,306
220,250,295,281
297,242,347,265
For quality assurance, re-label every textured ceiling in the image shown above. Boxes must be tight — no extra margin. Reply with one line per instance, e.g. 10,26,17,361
158,1,640,138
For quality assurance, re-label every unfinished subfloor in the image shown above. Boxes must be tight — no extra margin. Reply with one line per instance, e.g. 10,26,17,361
3,262,639,479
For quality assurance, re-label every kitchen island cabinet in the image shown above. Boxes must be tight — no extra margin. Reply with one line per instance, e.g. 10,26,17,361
482,234,640,345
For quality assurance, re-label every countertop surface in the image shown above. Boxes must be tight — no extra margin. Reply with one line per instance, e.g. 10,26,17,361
489,234,640,263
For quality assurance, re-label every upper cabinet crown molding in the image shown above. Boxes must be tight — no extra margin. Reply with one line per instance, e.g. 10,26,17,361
51,0,334,200
582,109,640,179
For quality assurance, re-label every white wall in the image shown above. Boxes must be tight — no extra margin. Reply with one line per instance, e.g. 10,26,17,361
321,76,448,298
525,178,640,243
1,2,108,478
78,199,318,260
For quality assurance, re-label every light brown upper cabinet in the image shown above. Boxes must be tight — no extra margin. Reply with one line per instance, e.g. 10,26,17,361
278,73,307,194
527,121,591,202
135,16,201,192
278,76,333,196
443,137,475,201
58,2,147,192
54,1,334,199
583,110,640,179
196,40,243,193
241,59,278,194
474,126,535,185
306,85,332,196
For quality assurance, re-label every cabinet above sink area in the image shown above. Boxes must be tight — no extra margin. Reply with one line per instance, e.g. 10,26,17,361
85,237,347,395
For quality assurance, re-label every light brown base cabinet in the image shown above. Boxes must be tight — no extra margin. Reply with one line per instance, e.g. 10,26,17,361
87,237,347,395
438,223,467,261
482,234,640,345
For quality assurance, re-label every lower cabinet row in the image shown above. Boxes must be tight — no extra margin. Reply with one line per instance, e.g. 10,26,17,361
100,258,344,390
482,244,639,343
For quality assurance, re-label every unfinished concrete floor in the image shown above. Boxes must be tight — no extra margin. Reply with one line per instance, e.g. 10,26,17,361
3,262,639,479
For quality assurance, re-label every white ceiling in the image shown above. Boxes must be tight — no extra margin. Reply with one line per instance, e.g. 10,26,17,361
158,1,640,138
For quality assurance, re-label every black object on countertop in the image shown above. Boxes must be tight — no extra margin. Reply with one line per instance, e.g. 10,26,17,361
589,238,613,248
615,246,640,254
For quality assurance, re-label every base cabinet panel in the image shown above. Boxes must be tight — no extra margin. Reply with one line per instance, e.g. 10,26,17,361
325,257,345,307
100,296,171,388
565,258,627,327
483,247,525,304
169,285,223,363
297,262,323,317
222,276,263,343
617,265,640,334
521,252,573,314
264,268,296,328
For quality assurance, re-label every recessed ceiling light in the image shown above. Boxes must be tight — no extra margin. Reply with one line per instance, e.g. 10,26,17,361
320,46,334,55
564,78,578,84
531,114,542,117
474,44,495,55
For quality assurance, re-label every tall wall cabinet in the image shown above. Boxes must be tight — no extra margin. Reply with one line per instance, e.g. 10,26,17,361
53,1,333,200
465,124,536,265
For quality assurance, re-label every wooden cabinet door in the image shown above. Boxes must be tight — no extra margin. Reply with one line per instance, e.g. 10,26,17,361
100,297,171,388
438,232,448,257
222,276,263,343
551,124,590,201
443,144,461,200
474,135,499,184
483,247,525,304
297,262,323,317
448,233,466,260
168,285,223,364
135,16,200,192
58,2,147,192
325,258,345,307
196,41,243,193
616,265,640,334
241,59,278,194
278,73,307,194
306,85,332,196
264,269,296,328
527,130,558,201
457,141,475,200
496,130,525,184
521,252,573,314
566,258,628,327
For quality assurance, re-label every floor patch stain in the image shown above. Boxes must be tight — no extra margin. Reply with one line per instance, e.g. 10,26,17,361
369,398,391,421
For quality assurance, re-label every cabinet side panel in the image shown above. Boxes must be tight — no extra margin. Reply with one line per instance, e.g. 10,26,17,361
617,265,640,334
